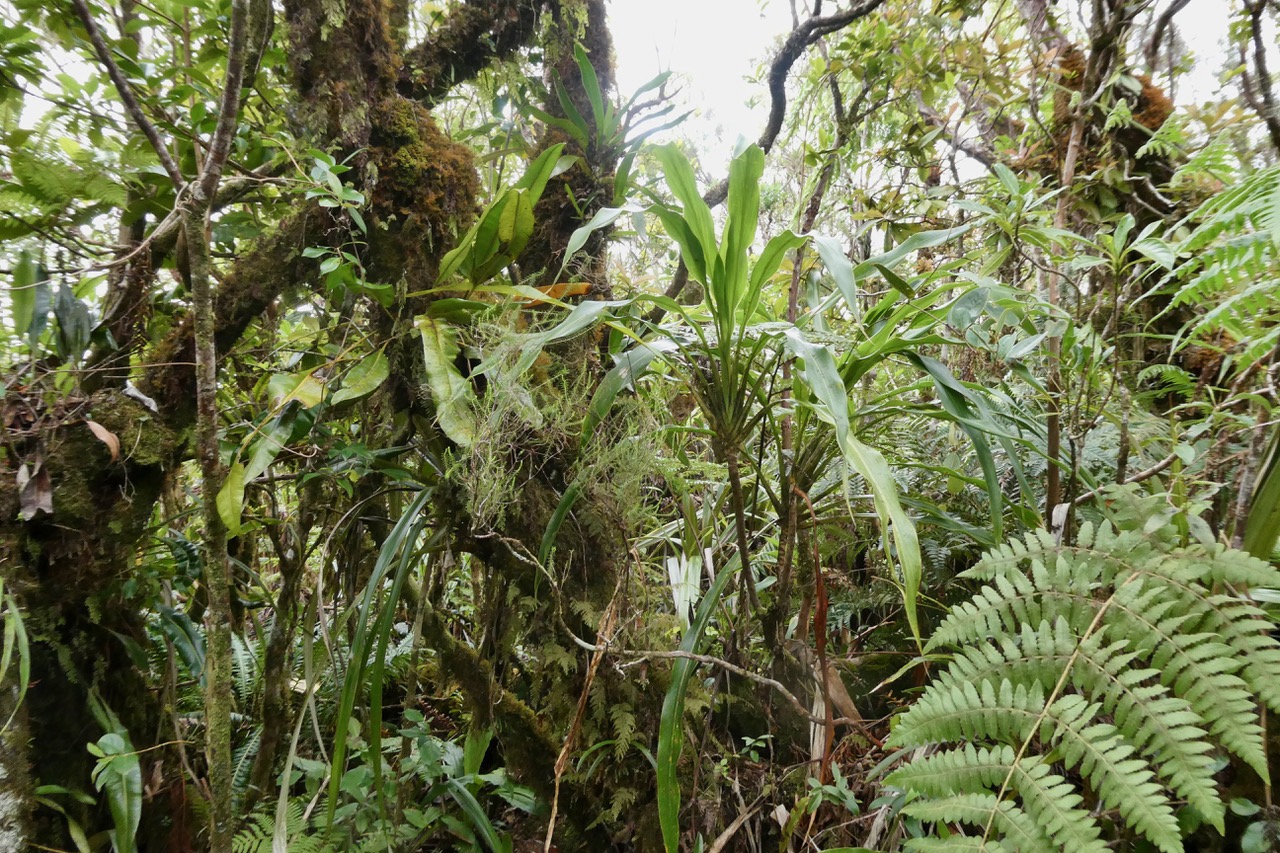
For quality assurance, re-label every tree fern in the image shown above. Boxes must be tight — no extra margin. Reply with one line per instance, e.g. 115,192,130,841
886,517,1280,851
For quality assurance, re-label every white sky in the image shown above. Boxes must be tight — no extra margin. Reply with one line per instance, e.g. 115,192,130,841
608,0,1237,168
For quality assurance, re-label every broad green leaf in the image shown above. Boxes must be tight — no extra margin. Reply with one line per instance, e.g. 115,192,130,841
812,234,858,311
749,230,808,294
718,143,764,321
575,43,607,127
156,605,205,683
445,777,509,853
854,224,972,280
470,191,513,273
497,189,522,243
332,350,389,406
582,339,679,446
90,731,142,853
267,371,324,409
560,205,633,278
11,250,37,337
654,144,717,270
651,205,709,286
505,190,535,259
512,142,568,205
243,414,294,483
1243,424,1280,560
216,461,245,537
479,299,612,378
416,316,477,446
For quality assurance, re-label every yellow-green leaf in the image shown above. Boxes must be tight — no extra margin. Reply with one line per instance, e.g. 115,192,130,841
267,371,325,409
415,316,477,446
216,462,245,537
332,350,389,405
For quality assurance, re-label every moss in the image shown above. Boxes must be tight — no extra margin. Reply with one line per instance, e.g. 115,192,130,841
365,97,479,290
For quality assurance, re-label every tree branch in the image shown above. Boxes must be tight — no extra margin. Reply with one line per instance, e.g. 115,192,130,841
1144,0,1192,70
1241,0,1280,154
760,0,888,154
71,0,185,189
399,0,546,106
199,0,269,197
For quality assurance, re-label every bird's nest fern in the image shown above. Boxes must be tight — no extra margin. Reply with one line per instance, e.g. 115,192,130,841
885,516,1280,852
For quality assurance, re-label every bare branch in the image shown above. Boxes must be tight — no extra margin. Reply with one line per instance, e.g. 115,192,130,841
71,0,185,189
1240,0,1280,154
200,0,271,197
1144,0,1192,70
759,0,888,153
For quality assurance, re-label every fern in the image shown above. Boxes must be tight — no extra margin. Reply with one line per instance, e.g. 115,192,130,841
1164,164,1280,366
886,519,1280,852
232,800,331,853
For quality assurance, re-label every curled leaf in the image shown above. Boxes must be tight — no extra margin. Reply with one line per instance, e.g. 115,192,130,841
86,420,120,461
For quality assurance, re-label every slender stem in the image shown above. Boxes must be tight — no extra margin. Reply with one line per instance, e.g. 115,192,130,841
71,0,185,190
1046,112,1085,518
184,196,234,853
187,1,256,847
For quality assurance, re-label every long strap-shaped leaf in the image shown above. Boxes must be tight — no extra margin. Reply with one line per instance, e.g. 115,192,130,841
658,563,736,852
326,488,433,825
784,327,924,646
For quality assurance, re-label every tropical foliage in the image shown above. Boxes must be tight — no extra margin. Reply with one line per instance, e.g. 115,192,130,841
0,0,1278,852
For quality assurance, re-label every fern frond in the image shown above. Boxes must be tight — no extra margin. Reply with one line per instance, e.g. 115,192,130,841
891,743,1111,850
901,790,1045,852
889,521,1276,849
940,619,1222,826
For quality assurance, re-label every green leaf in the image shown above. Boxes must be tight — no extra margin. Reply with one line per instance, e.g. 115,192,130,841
812,234,858,310
10,250,38,337
328,490,433,826
750,230,808,294
504,189,535,259
216,462,245,537
415,316,477,446
0,582,29,735
540,483,582,566
560,205,633,279
445,777,508,853
658,564,737,852
717,143,765,322
332,350,390,406
512,142,568,205
89,731,142,853
654,144,717,273
243,414,294,483
785,328,923,646
581,339,675,446
267,371,325,409
854,224,971,280
1243,424,1280,560
156,605,205,684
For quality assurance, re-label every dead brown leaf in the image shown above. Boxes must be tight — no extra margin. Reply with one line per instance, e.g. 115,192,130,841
86,419,120,461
